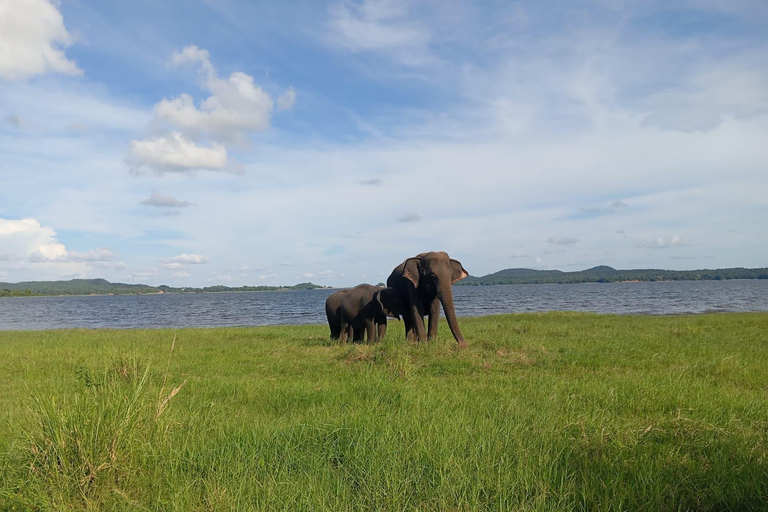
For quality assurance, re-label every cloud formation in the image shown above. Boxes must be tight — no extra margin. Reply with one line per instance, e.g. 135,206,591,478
327,0,431,66
634,235,689,249
355,178,383,186
161,253,209,270
547,236,579,246
141,192,192,208
127,45,293,174
0,218,124,270
579,201,628,215
0,218,66,261
396,212,420,222
277,87,296,111
127,132,243,175
0,0,81,80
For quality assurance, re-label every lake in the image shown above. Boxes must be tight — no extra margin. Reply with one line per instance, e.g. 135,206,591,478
1,280,766,331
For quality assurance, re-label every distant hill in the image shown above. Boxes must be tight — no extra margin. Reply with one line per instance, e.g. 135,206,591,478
0,279,330,297
458,266,768,286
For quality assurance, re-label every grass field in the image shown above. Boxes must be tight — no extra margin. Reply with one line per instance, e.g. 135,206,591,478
1,312,767,511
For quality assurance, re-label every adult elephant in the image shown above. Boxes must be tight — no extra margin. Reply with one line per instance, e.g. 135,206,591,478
339,284,403,343
387,251,469,347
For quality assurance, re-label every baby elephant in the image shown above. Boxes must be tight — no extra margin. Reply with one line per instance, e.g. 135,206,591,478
340,284,403,343
325,288,360,340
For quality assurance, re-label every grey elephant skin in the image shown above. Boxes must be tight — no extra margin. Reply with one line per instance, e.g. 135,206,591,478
387,251,469,346
325,289,356,340
339,284,404,343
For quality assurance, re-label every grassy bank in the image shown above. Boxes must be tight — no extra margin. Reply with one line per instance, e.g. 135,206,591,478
1,313,767,511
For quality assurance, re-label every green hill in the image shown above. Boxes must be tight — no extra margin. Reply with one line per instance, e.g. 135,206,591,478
0,279,329,297
459,266,768,285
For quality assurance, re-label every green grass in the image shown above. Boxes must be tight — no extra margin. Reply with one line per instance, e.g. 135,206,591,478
1,312,767,511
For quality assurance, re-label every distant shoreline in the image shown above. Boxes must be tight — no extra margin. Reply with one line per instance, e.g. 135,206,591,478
2,267,766,297
457,266,768,286
0,288,334,299
2,276,767,298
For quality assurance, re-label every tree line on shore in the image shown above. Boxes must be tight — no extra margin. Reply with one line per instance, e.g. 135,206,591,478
0,278,327,297
458,265,768,286
2,266,767,297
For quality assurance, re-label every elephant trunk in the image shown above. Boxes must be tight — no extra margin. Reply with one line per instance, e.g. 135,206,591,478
437,283,466,346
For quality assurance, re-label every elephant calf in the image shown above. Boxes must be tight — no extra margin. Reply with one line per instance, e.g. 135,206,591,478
326,289,357,340
339,284,403,343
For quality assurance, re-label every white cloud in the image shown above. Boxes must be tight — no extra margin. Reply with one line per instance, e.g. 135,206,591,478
161,253,209,270
170,45,215,75
0,0,81,80
634,235,690,249
157,45,274,143
0,218,122,271
327,0,432,66
67,247,115,263
0,217,66,261
141,192,192,208
127,132,243,175
578,200,628,216
301,269,340,280
277,87,296,111
131,271,156,280
127,45,289,175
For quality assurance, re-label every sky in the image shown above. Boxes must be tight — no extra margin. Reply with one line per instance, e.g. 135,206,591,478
1,0,767,287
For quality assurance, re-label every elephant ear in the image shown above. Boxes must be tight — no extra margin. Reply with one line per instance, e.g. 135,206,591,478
401,257,421,288
450,259,469,284
376,290,401,320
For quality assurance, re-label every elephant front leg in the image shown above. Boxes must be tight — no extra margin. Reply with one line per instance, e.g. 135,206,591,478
365,318,377,343
407,288,428,341
339,319,350,344
410,305,427,341
403,316,414,341
377,317,387,341
427,297,440,340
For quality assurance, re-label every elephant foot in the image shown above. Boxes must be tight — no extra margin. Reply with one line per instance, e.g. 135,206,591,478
456,340,468,349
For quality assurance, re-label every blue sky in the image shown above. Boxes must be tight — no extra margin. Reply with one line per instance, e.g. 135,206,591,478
1,0,767,286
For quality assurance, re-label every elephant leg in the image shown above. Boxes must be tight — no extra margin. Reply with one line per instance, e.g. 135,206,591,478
353,326,364,343
407,289,428,341
377,317,387,341
427,297,440,340
365,318,376,343
403,316,415,341
340,318,350,344
410,305,427,341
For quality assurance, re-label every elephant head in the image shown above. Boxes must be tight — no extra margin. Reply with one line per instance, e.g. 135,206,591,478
375,287,403,320
399,251,468,345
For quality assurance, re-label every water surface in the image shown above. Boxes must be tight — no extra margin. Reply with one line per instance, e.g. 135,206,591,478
1,280,766,331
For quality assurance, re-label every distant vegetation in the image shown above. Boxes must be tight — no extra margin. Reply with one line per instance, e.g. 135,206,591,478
458,266,768,286
2,266,766,297
0,278,329,297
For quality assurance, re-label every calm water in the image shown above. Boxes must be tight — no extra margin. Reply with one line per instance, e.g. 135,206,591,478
1,280,766,331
